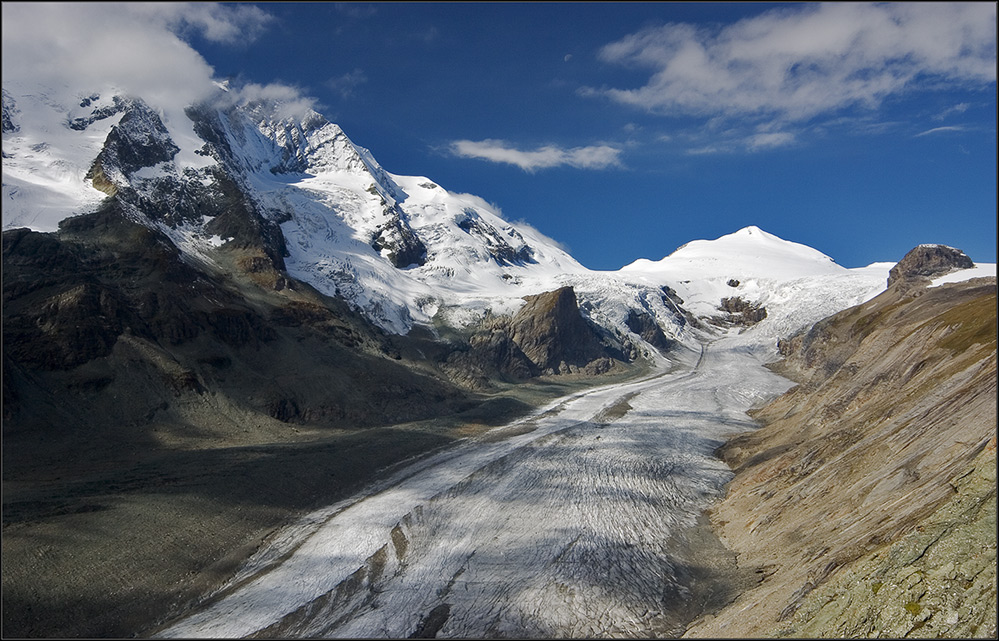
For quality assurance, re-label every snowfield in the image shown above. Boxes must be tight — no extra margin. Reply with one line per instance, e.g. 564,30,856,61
930,263,997,287
157,337,795,639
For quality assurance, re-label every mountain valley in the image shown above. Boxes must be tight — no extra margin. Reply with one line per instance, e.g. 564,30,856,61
2,82,996,638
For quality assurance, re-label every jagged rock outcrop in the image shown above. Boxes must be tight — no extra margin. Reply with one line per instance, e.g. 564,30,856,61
625,308,673,351
887,244,975,288
455,208,536,266
685,274,997,639
710,295,767,327
442,286,630,387
510,286,624,375
370,204,427,268
84,98,179,192
2,88,20,134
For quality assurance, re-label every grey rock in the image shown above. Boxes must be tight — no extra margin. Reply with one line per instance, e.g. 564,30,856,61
887,244,974,288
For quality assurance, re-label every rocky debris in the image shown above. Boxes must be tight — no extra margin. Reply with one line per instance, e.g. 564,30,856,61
710,296,767,327
685,275,997,639
410,603,452,639
727,279,740,287
887,244,975,288
769,436,996,639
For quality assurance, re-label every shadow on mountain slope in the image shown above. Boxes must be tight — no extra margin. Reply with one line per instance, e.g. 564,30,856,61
1,208,640,638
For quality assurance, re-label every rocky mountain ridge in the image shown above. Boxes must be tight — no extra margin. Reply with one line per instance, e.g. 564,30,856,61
686,273,997,639
3,83,893,351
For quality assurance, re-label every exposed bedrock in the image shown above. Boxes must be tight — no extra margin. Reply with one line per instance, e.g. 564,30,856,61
887,244,975,289
686,276,997,639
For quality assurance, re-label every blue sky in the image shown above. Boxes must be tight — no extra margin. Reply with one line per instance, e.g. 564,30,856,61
6,2,995,270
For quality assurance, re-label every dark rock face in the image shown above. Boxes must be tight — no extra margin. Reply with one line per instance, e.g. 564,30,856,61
625,309,673,351
85,98,179,183
2,210,467,425
887,244,974,288
2,88,19,134
441,286,630,386
68,94,130,131
371,205,427,268
713,296,767,327
510,286,619,375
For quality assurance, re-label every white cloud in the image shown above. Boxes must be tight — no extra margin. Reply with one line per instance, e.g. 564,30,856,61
450,139,623,172
745,131,796,150
3,3,211,110
915,125,966,137
592,2,996,123
0,2,293,126
933,102,970,120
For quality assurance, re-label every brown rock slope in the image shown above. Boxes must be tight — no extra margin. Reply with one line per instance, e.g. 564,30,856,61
686,275,997,638
441,286,632,388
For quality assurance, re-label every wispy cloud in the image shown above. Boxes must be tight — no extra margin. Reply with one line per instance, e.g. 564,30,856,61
228,82,319,121
679,130,796,155
915,125,967,137
590,3,996,123
932,103,970,121
745,131,796,151
449,139,623,172
326,69,368,99
128,2,274,45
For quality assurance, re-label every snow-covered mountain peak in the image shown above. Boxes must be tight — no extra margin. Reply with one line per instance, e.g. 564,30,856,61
623,225,843,281
2,80,893,356
615,225,885,353
222,98,406,206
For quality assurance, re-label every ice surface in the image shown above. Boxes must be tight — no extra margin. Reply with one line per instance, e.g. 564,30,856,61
157,337,795,639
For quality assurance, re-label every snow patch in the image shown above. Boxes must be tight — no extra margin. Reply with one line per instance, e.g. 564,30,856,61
929,263,996,287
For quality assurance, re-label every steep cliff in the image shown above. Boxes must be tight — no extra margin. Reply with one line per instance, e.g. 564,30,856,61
686,275,997,638
439,286,632,388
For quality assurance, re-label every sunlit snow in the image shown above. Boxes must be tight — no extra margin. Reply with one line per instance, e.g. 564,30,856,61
930,263,997,287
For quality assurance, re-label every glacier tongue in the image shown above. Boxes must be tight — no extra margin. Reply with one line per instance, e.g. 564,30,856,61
156,338,796,639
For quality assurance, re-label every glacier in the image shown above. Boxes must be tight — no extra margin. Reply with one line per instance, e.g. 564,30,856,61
156,337,797,638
